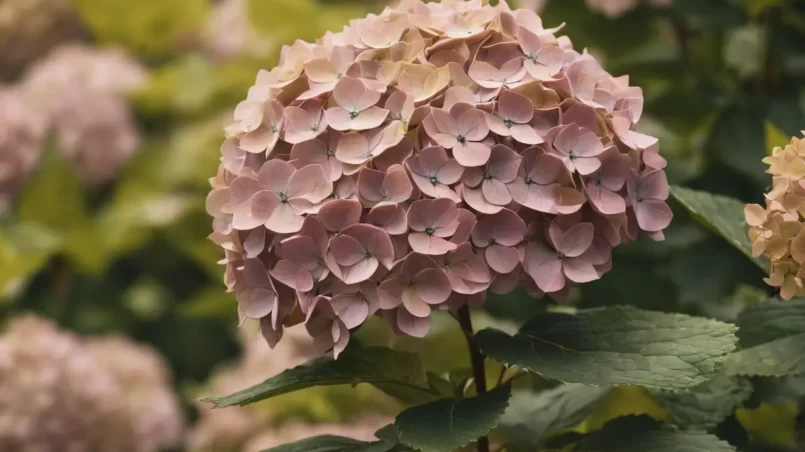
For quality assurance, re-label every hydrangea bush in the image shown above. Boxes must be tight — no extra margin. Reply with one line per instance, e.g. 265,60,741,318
199,2,805,452
0,315,184,452
206,0,673,358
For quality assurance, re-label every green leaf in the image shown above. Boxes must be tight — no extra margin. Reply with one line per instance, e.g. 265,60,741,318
652,374,753,430
735,300,805,348
670,186,766,270
576,416,736,451
710,102,768,187
765,121,791,155
483,288,548,325
476,306,738,389
668,240,753,306
18,149,86,234
374,425,401,443
500,385,611,447
0,223,62,295
260,436,401,452
725,300,805,377
202,346,441,408
394,385,511,452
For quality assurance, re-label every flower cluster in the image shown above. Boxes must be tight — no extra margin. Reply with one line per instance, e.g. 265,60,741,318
206,0,671,356
0,315,184,452
746,132,805,300
0,87,47,213
87,337,185,452
20,44,146,184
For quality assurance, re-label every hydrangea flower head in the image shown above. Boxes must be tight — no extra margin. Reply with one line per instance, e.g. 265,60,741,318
746,132,805,300
207,0,671,356
0,315,184,452
0,87,47,213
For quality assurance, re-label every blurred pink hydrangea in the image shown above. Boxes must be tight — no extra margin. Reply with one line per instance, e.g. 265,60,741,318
0,315,184,452
21,44,146,184
87,337,185,452
206,0,672,357
188,324,392,451
0,87,47,213
205,0,275,61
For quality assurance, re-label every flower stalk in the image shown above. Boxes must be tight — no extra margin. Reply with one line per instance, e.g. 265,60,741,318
457,305,490,452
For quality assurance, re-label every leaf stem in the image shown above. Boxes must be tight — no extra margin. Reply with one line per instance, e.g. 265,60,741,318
457,305,490,452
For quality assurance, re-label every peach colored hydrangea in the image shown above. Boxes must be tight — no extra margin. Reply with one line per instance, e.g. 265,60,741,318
746,132,805,300
206,0,671,356
0,315,184,452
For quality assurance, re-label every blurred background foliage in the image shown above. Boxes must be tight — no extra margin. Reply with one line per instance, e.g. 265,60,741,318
1,0,805,450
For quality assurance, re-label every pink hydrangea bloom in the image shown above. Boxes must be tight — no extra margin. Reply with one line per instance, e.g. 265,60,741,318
20,44,146,184
207,0,671,356
0,87,46,212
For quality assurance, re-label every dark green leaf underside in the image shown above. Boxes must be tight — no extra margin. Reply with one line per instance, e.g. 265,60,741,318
203,346,440,408
652,374,752,429
670,186,766,270
500,385,611,447
259,436,400,452
725,300,805,377
395,384,512,452
577,416,736,452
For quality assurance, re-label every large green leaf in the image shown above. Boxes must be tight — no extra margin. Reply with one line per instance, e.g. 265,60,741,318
652,374,753,430
576,416,736,452
475,306,738,389
394,385,511,452
202,346,443,408
670,186,766,270
18,149,87,234
0,223,62,295
500,385,611,448
735,300,805,347
725,300,805,377
260,436,402,452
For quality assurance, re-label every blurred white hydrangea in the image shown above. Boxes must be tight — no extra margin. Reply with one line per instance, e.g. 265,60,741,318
21,44,147,184
0,87,47,213
204,0,274,61
0,315,184,452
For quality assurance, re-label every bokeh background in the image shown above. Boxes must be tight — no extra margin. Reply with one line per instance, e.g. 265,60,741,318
1,0,804,451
